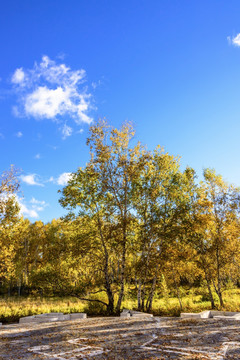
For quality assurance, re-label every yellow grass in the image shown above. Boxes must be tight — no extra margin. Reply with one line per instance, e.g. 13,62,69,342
1,288,240,323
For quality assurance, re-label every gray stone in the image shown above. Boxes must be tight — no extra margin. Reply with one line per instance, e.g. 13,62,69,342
180,311,212,319
131,313,153,318
120,312,131,318
62,314,71,320
200,310,212,318
181,312,202,319
69,313,87,320
120,310,153,318
180,310,240,320
19,312,70,324
34,316,61,323
19,316,37,324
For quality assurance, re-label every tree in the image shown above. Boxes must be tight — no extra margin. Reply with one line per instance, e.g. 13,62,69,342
60,120,148,313
201,169,240,307
185,169,240,308
0,166,20,288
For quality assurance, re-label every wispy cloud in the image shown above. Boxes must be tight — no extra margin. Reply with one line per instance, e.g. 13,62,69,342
30,197,48,211
11,56,93,135
18,196,48,218
19,202,39,218
49,172,73,186
0,133,4,139
15,131,23,138
227,34,240,47
57,172,73,185
34,153,41,159
61,123,73,139
20,174,44,186
12,68,25,84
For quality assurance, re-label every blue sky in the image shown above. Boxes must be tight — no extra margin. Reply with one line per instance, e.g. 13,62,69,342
1,0,240,222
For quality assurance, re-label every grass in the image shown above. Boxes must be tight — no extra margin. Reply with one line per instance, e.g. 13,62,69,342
0,296,85,324
1,288,240,323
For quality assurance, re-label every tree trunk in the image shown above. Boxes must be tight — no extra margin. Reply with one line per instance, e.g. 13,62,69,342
141,282,146,311
172,268,182,312
202,262,215,309
205,273,215,309
216,244,224,307
116,242,126,312
137,279,142,310
18,278,21,297
146,274,157,312
98,217,115,315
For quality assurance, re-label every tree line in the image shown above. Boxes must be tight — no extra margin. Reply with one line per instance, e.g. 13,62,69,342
1,121,240,314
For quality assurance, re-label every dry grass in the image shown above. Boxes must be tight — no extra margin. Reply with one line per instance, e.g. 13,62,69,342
1,288,240,323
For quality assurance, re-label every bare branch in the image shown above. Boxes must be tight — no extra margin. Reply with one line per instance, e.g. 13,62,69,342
71,293,107,307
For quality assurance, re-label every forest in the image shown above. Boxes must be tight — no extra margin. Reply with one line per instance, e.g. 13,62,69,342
1,120,240,318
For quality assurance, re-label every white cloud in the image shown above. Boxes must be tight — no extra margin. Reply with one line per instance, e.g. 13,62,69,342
30,197,46,205
34,153,41,159
25,86,70,119
228,34,240,47
57,172,73,186
48,176,55,183
11,56,93,129
48,172,73,185
61,123,73,139
11,68,25,84
15,131,23,138
30,197,48,211
20,174,43,186
19,203,39,218
18,196,48,219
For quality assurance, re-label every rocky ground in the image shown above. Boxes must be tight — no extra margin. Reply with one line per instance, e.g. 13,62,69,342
1,316,240,359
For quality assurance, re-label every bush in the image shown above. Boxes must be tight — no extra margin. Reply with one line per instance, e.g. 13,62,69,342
83,301,107,316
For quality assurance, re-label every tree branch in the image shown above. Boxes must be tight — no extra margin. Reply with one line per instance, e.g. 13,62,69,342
71,293,108,306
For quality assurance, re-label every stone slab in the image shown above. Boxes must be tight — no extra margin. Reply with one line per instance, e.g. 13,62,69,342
34,316,61,323
19,316,37,324
211,311,240,317
69,313,87,320
131,313,153,318
200,310,212,318
63,314,71,320
120,310,153,318
120,312,131,318
19,312,87,324
181,310,240,320
180,313,202,319
19,313,69,324
181,311,212,319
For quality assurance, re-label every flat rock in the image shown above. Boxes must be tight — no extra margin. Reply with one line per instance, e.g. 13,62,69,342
181,310,240,320
69,313,87,320
120,309,153,318
19,312,79,324
120,312,131,318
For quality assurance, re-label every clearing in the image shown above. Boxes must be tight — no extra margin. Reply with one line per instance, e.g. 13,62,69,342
1,315,240,359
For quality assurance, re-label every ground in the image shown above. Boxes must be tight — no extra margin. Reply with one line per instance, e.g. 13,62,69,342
0,316,240,359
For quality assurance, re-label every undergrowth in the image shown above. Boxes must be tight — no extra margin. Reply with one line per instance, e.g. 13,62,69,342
1,288,240,324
